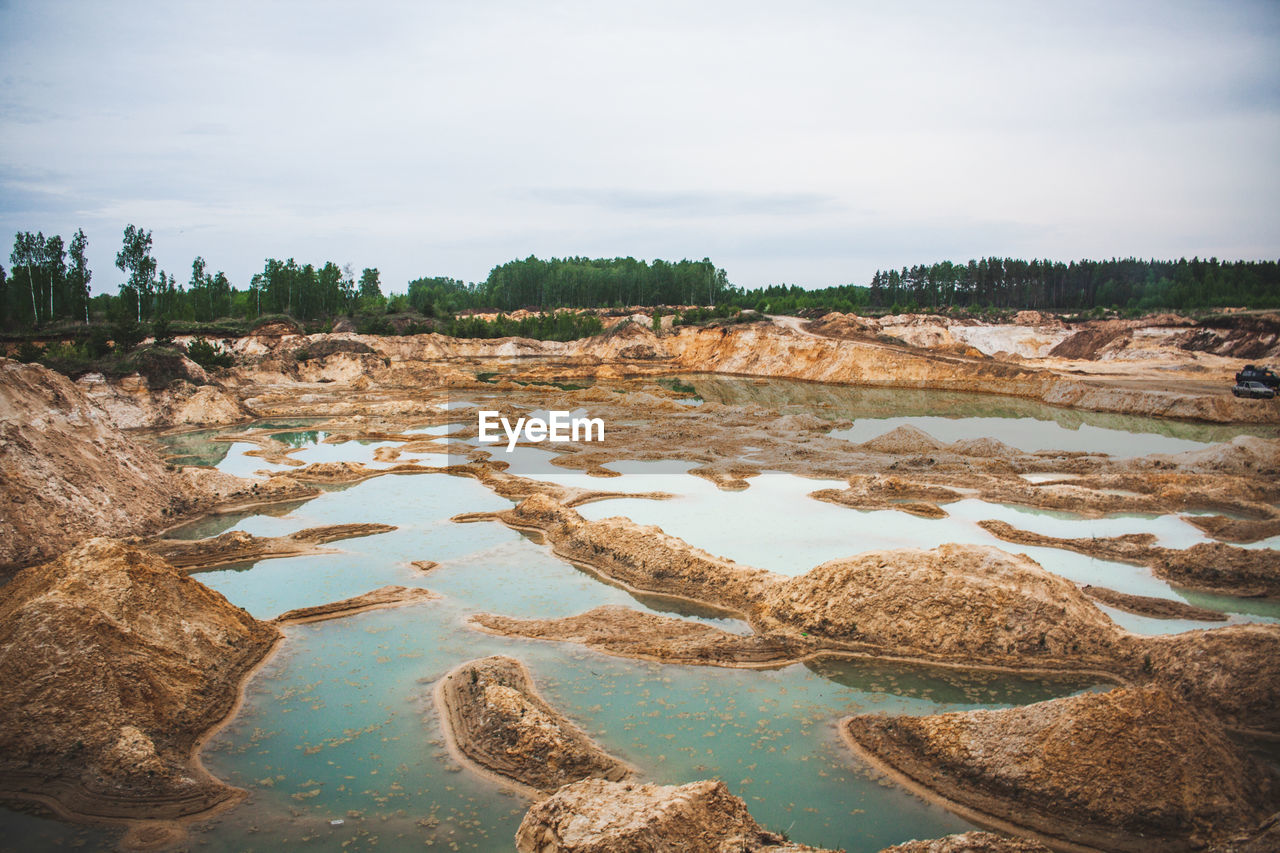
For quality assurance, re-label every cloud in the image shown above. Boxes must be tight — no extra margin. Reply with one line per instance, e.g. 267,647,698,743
1,0,1278,292
525,188,840,217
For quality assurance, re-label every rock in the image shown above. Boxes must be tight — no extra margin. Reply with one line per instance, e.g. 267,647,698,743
0,539,279,819
515,778,836,852
844,687,1277,850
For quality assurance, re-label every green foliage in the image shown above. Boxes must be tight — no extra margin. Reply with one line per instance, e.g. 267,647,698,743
14,340,44,363
115,224,157,322
359,268,382,300
480,256,728,311
665,302,752,322
86,325,112,358
407,276,471,316
861,257,1280,312
9,221,1280,334
112,316,145,353
118,345,199,389
657,378,697,395
439,311,603,341
152,317,174,346
186,337,235,370
37,339,93,375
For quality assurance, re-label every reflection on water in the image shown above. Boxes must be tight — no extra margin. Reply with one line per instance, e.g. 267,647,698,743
830,415,1212,456
579,479,1280,628
683,374,1279,446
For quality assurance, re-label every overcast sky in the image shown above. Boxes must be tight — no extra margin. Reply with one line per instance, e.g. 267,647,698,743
2,1,1278,295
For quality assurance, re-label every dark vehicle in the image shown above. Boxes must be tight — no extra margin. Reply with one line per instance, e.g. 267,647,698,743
1235,364,1280,388
1233,381,1277,399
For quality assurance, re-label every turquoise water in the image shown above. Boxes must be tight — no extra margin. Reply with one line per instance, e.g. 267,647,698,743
182,471,1101,853
577,478,1280,630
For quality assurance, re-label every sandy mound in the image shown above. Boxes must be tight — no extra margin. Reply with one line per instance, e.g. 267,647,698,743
844,687,1276,850
274,584,438,624
1167,435,1280,477
1139,624,1280,734
947,437,1019,457
0,538,278,818
435,656,630,794
858,425,945,454
759,544,1122,666
0,359,183,569
516,778,836,853
767,412,832,431
1047,323,1132,359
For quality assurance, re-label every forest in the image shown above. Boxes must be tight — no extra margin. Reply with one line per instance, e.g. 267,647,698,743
4,225,1279,336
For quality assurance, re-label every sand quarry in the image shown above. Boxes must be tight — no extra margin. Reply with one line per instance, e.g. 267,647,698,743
1,310,1278,852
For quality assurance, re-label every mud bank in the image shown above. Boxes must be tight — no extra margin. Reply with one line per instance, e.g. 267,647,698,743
146,523,396,571
667,322,1280,424
273,584,439,624
843,687,1278,851
1079,584,1227,621
497,493,776,615
434,655,631,796
515,778,837,853
0,539,278,821
470,606,799,668
980,520,1280,598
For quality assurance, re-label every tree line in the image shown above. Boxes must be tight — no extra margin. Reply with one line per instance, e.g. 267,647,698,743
5,224,1279,334
862,257,1280,313
406,256,730,315
3,225,387,330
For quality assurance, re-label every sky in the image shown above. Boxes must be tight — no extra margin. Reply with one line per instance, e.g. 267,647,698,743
2,0,1278,296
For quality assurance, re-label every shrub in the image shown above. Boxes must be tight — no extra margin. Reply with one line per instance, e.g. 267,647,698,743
14,341,45,363
186,337,235,370
152,317,174,346
112,318,145,353
86,325,113,358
